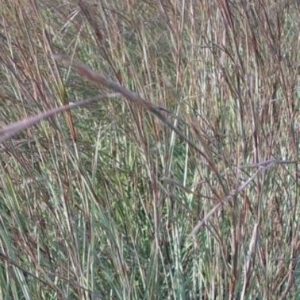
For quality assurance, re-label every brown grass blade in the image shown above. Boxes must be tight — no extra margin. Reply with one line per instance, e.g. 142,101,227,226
0,95,117,144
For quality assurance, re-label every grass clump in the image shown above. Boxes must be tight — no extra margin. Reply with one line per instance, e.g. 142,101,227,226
0,0,299,299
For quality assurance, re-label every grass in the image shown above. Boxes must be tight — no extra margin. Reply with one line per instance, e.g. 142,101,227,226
0,0,299,299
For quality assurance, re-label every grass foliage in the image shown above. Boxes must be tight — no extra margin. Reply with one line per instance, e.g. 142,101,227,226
0,0,299,299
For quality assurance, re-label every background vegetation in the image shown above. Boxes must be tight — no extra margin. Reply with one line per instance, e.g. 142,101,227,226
0,0,299,299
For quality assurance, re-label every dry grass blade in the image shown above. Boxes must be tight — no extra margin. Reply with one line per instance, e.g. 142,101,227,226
240,222,259,300
0,94,117,144
190,167,261,237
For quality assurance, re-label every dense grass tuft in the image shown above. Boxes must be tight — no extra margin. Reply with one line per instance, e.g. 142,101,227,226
0,0,299,299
